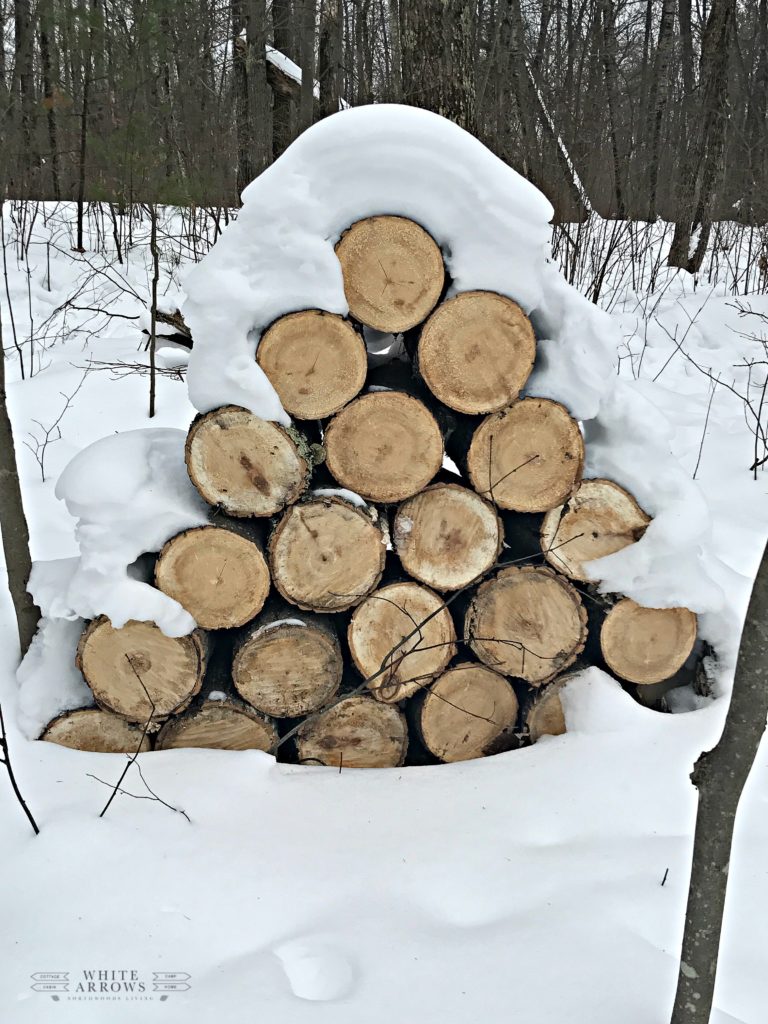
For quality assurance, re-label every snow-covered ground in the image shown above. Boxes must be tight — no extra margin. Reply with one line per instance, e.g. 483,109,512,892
1,118,767,1021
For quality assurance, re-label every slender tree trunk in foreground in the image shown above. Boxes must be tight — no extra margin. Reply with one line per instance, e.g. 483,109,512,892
0,325,40,657
148,203,158,418
670,542,768,1024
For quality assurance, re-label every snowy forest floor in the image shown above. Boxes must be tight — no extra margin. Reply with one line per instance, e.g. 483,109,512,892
1,203,767,1023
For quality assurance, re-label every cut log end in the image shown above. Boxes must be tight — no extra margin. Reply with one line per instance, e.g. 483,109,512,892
418,291,536,414
76,617,207,722
257,310,368,419
269,495,385,612
155,699,278,751
466,565,588,685
232,618,342,717
155,526,270,630
41,708,153,753
525,672,584,743
324,391,444,503
185,405,311,517
601,598,698,684
540,478,650,581
296,695,408,768
418,663,519,763
468,398,584,512
348,582,457,703
335,215,445,333
393,483,502,591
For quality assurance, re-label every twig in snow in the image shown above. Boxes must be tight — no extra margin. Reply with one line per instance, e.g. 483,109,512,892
97,654,191,821
23,366,89,482
693,373,720,480
0,703,40,835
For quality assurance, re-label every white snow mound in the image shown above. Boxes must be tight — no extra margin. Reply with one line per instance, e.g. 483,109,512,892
42,428,209,636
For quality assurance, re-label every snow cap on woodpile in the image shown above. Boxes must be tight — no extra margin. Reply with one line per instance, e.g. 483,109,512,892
183,104,616,425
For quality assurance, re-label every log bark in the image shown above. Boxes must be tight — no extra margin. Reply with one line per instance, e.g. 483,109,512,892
467,397,584,512
76,617,210,723
324,390,444,503
417,291,536,414
257,310,367,419
416,662,519,762
154,524,270,630
185,405,317,517
41,707,153,752
392,482,503,590
296,694,408,767
466,565,588,684
232,602,343,716
335,215,445,333
268,493,386,612
348,581,457,702
600,598,698,684
540,477,650,581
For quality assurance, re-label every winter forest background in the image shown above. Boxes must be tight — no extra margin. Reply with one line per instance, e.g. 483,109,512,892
2,0,766,266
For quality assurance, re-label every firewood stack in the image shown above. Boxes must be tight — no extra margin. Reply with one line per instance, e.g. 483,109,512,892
42,215,702,767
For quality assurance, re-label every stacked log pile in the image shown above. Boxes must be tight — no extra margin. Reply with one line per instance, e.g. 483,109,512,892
42,215,704,767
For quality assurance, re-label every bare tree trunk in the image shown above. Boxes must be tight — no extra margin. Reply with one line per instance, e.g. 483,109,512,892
298,0,315,132
669,543,768,1024
0,316,40,657
272,0,295,155
646,0,676,220
600,0,626,217
318,0,343,118
668,0,736,270
13,0,36,194
75,0,93,253
400,0,476,132
38,0,60,200
233,0,271,197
